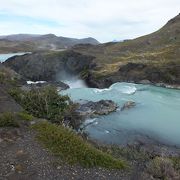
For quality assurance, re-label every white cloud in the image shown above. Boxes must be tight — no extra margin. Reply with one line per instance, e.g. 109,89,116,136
0,0,179,42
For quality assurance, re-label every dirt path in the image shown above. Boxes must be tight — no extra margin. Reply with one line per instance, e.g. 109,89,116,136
0,126,130,180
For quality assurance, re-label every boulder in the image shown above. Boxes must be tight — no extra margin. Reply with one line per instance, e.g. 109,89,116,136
121,101,136,111
139,79,151,84
77,100,118,118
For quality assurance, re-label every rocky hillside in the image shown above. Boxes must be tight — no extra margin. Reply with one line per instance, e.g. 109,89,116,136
73,14,180,88
3,51,95,81
0,34,99,53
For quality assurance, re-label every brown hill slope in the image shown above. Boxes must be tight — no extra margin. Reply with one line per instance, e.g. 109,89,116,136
73,14,180,87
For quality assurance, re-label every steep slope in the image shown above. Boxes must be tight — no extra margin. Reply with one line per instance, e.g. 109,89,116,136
73,14,180,87
0,34,99,53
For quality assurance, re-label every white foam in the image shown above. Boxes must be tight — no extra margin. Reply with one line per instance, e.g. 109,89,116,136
84,118,97,126
119,86,137,94
93,88,109,94
105,130,110,134
109,82,137,94
27,81,46,85
93,84,136,95
63,79,86,89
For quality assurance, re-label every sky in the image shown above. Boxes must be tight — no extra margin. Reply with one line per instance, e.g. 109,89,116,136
0,0,180,42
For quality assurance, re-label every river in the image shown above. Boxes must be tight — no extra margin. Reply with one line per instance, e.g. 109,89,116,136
0,52,30,63
62,82,180,147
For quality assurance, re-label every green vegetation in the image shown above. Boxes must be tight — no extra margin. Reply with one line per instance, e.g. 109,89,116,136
0,112,19,127
9,86,81,129
171,157,180,171
17,111,34,121
32,121,127,169
0,111,35,127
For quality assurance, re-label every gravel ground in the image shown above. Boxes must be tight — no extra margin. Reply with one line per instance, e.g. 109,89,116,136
0,127,131,180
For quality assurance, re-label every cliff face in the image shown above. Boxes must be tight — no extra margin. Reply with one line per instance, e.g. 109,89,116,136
3,51,95,81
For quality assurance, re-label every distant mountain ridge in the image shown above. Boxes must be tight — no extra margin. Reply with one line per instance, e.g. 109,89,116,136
0,34,99,53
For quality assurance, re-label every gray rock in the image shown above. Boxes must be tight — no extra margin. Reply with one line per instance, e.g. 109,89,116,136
121,101,136,111
139,79,151,84
77,100,118,118
3,51,95,82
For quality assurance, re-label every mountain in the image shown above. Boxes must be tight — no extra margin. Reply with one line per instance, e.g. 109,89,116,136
73,13,180,88
0,34,99,53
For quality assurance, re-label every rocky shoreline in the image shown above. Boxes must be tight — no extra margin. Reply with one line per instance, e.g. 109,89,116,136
84,72,180,90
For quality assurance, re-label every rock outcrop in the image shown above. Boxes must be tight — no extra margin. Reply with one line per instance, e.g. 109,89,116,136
77,100,118,118
4,51,96,82
121,101,136,111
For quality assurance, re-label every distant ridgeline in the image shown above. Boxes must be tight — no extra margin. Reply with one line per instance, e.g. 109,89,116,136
0,34,99,53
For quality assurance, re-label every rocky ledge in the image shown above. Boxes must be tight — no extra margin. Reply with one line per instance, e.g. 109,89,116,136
84,62,180,89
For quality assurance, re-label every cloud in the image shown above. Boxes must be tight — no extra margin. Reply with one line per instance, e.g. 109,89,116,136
0,0,179,42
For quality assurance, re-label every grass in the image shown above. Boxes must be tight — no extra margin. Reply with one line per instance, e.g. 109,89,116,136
0,111,34,127
17,111,34,121
32,121,127,169
0,112,19,127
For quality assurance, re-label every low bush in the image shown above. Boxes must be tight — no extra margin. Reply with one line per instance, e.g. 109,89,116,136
171,157,180,171
32,121,127,169
146,157,179,179
9,86,81,128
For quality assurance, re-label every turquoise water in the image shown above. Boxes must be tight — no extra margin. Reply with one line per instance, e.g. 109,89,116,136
62,82,180,146
0,52,30,62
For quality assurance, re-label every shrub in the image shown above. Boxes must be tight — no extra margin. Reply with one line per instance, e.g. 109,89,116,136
146,157,178,179
0,112,19,127
32,121,127,169
8,88,23,103
9,86,80,127
171,157,180,171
